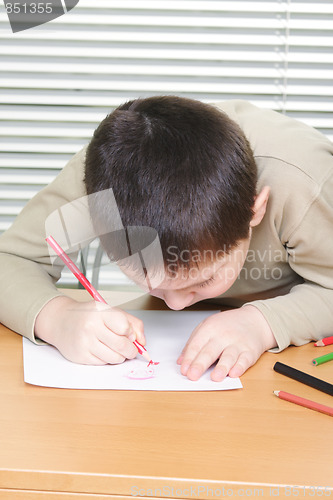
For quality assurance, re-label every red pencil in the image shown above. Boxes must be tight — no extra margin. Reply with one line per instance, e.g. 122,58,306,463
46,235,151,363
314,336,333,347
274,390,333,417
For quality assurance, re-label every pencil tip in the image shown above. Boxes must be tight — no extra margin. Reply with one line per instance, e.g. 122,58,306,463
141,351,151,362
273,390,279,396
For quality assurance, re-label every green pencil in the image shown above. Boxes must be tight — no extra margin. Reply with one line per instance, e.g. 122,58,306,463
312,352,333,366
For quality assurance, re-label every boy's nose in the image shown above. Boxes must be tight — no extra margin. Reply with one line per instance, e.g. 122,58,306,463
163,291,194,310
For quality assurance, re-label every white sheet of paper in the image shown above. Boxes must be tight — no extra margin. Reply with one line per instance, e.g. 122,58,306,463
23,310,242,391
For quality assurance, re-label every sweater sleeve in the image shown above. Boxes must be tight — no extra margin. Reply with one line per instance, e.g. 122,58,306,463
247,168,333,352
0,147,88,343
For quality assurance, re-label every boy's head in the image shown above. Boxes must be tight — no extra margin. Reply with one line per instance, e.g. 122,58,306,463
84,96,258,284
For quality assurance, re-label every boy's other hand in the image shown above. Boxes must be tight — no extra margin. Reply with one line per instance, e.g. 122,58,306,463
35,296,145,365
177,306,277,381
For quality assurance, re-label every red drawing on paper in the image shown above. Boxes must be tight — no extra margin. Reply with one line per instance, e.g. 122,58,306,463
147,360,160,367
127,363,156,380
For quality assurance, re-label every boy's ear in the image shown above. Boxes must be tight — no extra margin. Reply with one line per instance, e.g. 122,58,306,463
250,186,270,227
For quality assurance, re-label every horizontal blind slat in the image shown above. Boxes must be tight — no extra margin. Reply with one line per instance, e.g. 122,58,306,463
68,1,333,15
0,32,331,50
1,63,332,81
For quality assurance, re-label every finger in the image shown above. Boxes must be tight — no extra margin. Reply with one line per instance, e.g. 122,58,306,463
184,338,223,381
228,350,256,378
210,345,240,382
176,334,201,364
177,322,202,357
177,313,219,365
62,349,108,366
179,339,207,377
97,328,138,359
90,339,127,365
177,323,210,372
103,308,133,336
176,354,184,365
127,314,145,345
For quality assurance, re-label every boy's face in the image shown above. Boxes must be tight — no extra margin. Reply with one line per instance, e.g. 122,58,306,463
137,236,251,310
121,187,270,309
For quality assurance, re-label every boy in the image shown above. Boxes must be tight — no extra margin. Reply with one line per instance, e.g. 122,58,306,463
0,96,332,382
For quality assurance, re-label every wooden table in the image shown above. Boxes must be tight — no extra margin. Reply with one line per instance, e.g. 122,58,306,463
0,290,332,499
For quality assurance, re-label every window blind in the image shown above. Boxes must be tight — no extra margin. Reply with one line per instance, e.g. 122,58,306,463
0,0,332,285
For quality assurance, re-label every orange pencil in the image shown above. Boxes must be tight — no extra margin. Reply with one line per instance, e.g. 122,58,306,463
315,335,333,347
274,390,333,417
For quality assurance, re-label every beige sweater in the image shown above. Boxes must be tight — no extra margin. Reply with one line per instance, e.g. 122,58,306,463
0,100,332,352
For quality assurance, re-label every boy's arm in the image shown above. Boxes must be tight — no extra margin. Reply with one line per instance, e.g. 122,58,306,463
247,170,333,351
247,282,333,352
0,147,87,342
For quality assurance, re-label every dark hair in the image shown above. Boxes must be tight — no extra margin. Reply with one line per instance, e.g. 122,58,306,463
84,96,257,271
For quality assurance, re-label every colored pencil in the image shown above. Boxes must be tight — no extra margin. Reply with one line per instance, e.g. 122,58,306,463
46,235,151,363
273,362,333,396
315,336,333,347
274,390,333,417
312,352,333,366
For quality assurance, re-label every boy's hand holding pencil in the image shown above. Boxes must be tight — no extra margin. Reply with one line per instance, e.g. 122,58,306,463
35,295,145,365
35,235,155,366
